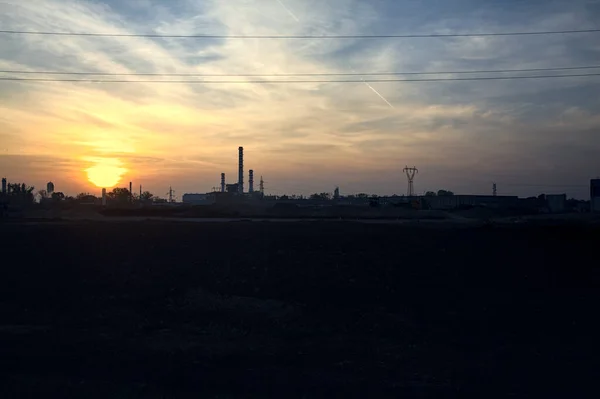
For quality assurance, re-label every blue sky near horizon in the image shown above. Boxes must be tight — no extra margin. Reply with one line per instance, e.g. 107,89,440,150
1,0,599,198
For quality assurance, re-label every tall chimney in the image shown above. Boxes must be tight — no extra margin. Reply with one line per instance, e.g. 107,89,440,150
220,173,226,193
1,178,6,194
238,146,244,194
129,181,133,202
249,170,254,194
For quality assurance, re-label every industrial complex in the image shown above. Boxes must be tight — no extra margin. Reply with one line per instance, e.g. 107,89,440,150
182,146,265,206
173,146,599,215
2,146,600,216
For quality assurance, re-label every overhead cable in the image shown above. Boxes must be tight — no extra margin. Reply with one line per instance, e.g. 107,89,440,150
2,65,600,77
1,73,599,83
1,28,599,39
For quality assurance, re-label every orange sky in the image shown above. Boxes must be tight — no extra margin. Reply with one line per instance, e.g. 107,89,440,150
1,0,599,199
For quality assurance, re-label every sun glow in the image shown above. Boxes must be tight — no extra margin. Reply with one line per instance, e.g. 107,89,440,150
85,157,128,188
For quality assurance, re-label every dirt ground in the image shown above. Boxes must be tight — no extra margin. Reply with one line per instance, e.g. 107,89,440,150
0,221,598,398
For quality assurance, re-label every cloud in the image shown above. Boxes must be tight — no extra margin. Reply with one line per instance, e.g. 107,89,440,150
0,0,599,197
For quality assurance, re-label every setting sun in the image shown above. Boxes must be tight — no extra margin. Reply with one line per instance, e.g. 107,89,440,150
85,158,128,188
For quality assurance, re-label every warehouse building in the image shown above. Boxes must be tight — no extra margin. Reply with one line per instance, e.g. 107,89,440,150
182,193,215,205
424,195,519,210
591,179,600,212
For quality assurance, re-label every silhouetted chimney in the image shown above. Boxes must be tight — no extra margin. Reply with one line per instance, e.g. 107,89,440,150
238,147,244,194
249,170,254,194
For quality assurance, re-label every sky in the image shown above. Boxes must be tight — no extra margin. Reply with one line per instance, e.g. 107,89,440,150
1,0,599,199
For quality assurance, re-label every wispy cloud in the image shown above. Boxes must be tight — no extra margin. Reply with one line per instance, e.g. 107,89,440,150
0,0,599,197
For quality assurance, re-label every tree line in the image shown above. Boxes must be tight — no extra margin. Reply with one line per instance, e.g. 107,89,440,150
1,182,36,204
1,183,163,204
71,188,164,203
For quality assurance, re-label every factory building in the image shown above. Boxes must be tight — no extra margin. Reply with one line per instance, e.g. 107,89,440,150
591,179,600,212
217,146,253,196
226,183,239,194
423,195,519,210
184,145,258,201
217,146,260,197
182,193,215,205
546,194,567,213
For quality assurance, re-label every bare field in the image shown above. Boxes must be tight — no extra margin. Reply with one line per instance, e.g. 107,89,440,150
0,221,598,398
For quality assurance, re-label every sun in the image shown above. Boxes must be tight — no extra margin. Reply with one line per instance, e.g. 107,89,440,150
85,158,128,188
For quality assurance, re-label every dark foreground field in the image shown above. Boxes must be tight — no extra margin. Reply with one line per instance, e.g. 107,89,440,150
0,221,598,398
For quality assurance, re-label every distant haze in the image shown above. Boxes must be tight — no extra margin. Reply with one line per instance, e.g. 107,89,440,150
1,0,599,199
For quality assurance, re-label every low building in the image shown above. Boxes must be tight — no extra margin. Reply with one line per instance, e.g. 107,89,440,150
546,194,567,213
182,193,215,205
424,195,519,210
591,179,600,212
226,184,239,194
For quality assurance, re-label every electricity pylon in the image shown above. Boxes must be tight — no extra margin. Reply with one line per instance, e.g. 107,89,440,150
403,166,418,197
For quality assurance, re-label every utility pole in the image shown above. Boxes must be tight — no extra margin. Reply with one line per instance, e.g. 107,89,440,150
403,166,418,197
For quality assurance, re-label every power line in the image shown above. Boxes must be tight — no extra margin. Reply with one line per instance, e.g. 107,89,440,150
1,28,599,39
1,73,599,83
2,65,599,77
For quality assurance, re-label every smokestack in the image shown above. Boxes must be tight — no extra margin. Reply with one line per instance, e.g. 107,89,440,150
1,178,6,194
129,181,133,202
102,188,107,206
238,146,244,194
249,170,254,194
221,173,226,193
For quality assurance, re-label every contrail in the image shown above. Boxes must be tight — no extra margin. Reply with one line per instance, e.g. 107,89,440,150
352,66,394,108
276,0,300,22
362,79,395,108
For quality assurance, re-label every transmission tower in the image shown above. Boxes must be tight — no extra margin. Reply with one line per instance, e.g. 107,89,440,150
403,166,419,197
